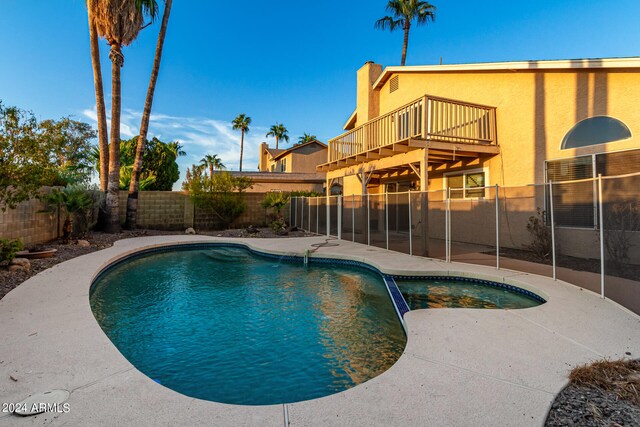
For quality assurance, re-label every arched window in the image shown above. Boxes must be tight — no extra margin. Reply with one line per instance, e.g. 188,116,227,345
561,116,631,149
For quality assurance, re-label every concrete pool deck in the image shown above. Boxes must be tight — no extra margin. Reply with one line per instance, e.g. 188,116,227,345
1,235,638,426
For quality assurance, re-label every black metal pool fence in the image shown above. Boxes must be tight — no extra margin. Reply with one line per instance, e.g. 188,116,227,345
289,172,640,316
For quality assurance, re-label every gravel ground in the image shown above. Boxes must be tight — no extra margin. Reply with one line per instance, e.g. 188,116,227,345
545,383,640,427
0,227,313,300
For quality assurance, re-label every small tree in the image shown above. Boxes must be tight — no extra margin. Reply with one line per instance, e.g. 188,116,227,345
0,102,57,210
40,186,99,242
262,192,290,226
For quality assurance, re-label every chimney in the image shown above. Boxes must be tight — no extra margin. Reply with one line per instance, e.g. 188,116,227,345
356,61,383,125
258,142,268,172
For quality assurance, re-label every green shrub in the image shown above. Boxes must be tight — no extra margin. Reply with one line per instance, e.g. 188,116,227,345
0,238,24,263
290,190,323,197
269,219,287,233
185,171,253,229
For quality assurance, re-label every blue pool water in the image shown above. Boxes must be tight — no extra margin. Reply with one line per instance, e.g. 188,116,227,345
396,278,543,310
90,246,406,405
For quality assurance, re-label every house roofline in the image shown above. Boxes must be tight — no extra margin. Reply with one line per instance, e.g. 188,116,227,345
343,109,357,130
373,57,640,89
271,140,327,161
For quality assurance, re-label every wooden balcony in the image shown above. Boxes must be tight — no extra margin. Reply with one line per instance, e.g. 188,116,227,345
320,95,498,172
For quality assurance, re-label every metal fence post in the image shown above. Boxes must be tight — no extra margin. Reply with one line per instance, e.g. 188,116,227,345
408,190,413,256
289,199,292,227
301,197,305,231
598,174,605,298
337,195,343,240
308,197,311,232
294,197,298,228
385,192,389,250
326,195,330,237
495,184,500,270
549,181,557,280
367,193,371,246
446,188,451,262
352,194,355,242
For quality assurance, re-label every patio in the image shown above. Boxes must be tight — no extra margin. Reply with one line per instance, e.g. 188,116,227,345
1,235,638,426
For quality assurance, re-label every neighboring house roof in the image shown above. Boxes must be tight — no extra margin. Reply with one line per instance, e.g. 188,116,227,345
271,140,327,161
373,56,640,89
264,147,285,158
230,171,326,183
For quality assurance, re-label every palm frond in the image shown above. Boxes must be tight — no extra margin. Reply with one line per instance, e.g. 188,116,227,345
375,16,403,31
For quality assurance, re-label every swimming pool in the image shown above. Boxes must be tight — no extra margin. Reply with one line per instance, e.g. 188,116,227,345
90,245,406,405
395,277,544,310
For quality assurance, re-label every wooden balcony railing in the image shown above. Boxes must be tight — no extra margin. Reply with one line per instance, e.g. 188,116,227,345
328,95,497,162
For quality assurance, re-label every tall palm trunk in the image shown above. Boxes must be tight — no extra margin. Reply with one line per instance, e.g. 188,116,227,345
275,136,279,150
401,22,411,66
88,13,109,192
126,0,172,229
239,129,245,172
106,44,124,233
209,165,213,177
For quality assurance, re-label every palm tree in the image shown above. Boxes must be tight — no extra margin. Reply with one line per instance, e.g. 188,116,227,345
126,0,172,229
298,133,317,145
86,7,109,192
232,114,251,172
200,154,225,177
87,0,158,233
266,123,289,150
375,0,436,66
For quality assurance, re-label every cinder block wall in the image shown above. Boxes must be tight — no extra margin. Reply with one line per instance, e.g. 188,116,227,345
118,192,192,230
118,191,273,231
0,198,61,245
1,191,287,245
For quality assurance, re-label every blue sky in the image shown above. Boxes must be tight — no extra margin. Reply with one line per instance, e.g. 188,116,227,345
1,0,639,186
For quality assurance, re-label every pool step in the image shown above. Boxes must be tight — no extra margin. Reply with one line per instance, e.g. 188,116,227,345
383,276,410,333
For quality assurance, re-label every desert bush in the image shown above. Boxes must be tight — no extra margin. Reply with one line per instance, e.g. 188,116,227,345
269,219,287,233
0,238,24,263
185,171,253,229
525,207,553,261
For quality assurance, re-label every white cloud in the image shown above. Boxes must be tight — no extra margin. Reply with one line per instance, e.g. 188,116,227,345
81,107,270,189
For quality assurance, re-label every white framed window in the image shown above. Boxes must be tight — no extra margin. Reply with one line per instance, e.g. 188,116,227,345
444,168,488,199
280,158,287,172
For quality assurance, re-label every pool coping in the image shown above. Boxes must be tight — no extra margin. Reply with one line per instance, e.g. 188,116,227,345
1,235,639,426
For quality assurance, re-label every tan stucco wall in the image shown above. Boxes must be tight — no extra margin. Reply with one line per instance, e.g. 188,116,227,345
374,69,640,187
290,145,327,173
264,144,327,173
